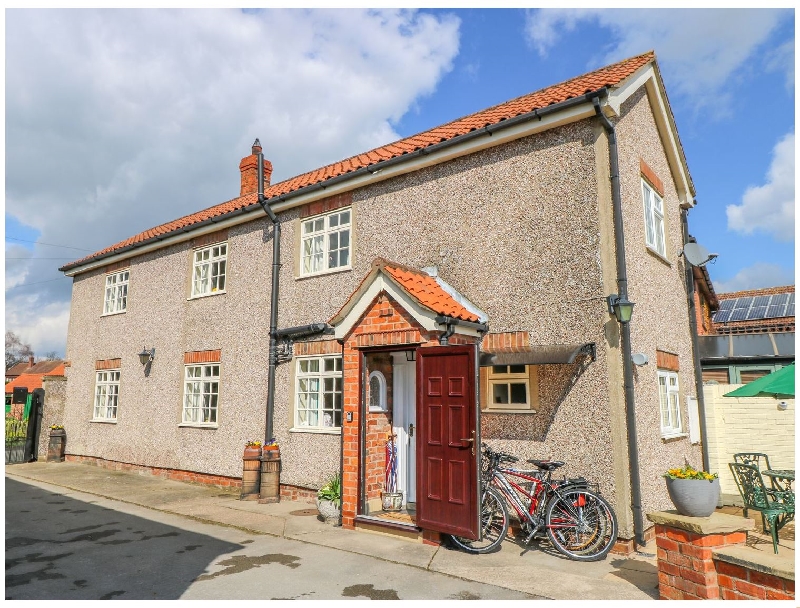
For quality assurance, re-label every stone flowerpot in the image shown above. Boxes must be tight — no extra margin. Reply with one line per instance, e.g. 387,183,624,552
666,477,720,517
47,429,66,463
316,498,340,524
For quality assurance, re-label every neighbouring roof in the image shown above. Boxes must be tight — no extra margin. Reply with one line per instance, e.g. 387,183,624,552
711,285,795,330
330,258,482,327
60,51,656,273
5,361,34,378
698,333,795,361
5,361,66,393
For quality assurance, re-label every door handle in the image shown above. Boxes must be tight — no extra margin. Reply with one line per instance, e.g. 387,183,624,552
460,431,475,456
408,424,414,438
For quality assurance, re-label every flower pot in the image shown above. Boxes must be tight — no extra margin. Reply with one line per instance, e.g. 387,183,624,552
316,498,340,524
381,491,403,512
666,477,720,517
47,429,66,462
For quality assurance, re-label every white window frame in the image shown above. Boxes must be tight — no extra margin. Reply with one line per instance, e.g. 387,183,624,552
368,371,387,412
300,207,351,276
93,369,120,421
642,179,665,258
658,370,682,437
103,270,129,315
191,242,227,298
294,356,343,430
182,363,220,426
486,365,531,412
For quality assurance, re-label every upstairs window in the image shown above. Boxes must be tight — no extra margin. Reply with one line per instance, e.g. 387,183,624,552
103,270,129,315
658,370,682,437
192,243,227,297
642,179,665,257
301,208,351,275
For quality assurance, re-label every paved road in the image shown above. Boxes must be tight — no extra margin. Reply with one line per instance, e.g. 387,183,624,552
5,477,538,600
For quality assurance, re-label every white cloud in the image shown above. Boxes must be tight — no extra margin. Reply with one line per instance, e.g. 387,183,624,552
524,9,790,108
712,263,795,294
5,8,461,356
726,132,795,242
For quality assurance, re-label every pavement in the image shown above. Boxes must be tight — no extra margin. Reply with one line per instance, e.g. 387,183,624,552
6,461,664,601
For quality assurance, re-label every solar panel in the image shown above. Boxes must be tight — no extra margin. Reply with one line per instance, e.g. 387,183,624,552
788,293,795,306
752,295,771,307
787,303,794,317
729,309,749,322
713,310,732,323
733,297,753,309
717,299,735,311
766,305,785,318
746,306,768,320
770,293,789,306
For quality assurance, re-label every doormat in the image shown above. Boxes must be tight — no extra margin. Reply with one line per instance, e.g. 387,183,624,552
377,510,415,524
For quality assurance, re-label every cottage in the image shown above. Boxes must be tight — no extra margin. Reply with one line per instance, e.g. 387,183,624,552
59,51,704,551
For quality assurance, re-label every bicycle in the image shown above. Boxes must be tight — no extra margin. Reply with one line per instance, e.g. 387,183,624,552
450,444,618,561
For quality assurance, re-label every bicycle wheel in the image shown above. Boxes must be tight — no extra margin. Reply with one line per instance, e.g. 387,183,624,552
544,488,617,561
450,487,509,554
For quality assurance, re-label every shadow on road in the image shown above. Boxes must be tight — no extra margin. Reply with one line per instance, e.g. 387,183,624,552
5,478,243,600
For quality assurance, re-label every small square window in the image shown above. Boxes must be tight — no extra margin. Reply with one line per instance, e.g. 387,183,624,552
486,365,535,412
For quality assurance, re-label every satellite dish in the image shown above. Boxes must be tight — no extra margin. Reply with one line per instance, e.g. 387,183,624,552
683,242,718,267
631,353,649,366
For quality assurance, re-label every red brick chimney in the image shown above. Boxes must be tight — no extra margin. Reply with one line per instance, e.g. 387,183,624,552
239,139,273,196
28,355,34,367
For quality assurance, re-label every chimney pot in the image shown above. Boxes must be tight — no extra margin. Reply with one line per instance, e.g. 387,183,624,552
240,140,272,196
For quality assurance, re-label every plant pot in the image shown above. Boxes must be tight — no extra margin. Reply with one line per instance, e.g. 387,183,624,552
47,429,66,462
241,446,262,499
381,491,403,512
316,498,340,524
666,477,720,517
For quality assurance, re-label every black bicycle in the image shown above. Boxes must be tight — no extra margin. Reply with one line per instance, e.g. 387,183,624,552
450,444,618,561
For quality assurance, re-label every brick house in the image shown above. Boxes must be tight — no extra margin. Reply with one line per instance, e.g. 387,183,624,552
59,51,705,550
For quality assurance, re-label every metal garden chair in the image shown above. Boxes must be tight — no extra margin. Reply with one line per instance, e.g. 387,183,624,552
733,452,772,474
729,462,794,554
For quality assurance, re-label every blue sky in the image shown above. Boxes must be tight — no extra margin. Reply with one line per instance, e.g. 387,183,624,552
4,8,795,356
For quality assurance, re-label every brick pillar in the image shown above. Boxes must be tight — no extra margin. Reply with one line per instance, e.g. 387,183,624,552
648,511,754,600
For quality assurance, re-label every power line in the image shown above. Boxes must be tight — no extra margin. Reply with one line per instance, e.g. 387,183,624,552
6,257,78,259
5,236,93,251
6,277,69,289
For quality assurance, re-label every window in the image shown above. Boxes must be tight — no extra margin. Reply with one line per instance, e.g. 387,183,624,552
183,364,219,425
642,179,665,257
368,371,387,412
103,270,129,314
93,369,120,421
191,243,227,297
295,356,343,429
300,208,351,275
658,370,682,437
487,365,531,411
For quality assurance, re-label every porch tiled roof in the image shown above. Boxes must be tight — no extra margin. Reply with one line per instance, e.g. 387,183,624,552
60,51,655,272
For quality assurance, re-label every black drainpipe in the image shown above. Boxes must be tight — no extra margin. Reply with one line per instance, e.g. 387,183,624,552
680,210,711,472
593,97,645,548
257,143,281,444
435,315,489,345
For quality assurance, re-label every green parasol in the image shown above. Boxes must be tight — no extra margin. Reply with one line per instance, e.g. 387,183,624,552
723,363,795,399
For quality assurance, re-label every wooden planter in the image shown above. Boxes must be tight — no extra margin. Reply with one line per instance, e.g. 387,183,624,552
258,448,281,504
240,446,262,500
47,429,66,463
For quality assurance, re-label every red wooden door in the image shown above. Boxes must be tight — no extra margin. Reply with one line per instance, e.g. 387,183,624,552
415,344,478,540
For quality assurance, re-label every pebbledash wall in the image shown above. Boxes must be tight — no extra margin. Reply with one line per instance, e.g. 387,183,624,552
62,78,700,541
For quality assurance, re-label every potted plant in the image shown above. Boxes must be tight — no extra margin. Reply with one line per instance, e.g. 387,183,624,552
664,463,720,517
244,440,263,458
47,425,66,462
316,473,341,525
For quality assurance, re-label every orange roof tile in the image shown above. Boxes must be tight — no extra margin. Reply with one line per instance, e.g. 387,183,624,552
5,362,65,393
61,52,654,272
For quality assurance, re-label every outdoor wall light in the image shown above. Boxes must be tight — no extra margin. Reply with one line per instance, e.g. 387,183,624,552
607,294,635,324
405,350,417,362
138,347,155,366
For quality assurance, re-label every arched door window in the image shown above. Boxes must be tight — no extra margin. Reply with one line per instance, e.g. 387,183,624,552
368,371,387,412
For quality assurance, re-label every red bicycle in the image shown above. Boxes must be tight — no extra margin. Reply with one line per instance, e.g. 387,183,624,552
450,444,618,561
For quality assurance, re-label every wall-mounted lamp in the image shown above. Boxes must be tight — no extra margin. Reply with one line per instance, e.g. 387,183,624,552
405,350,417,362
138,347,155,366
607,294,635,324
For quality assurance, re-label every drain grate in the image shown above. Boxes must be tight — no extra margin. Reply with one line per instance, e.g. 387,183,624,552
290,508,319,517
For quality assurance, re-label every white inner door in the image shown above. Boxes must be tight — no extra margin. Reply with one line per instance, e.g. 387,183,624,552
392,353,416,505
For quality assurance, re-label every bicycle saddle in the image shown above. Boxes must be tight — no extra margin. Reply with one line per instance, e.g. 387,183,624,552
527,460,565,471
